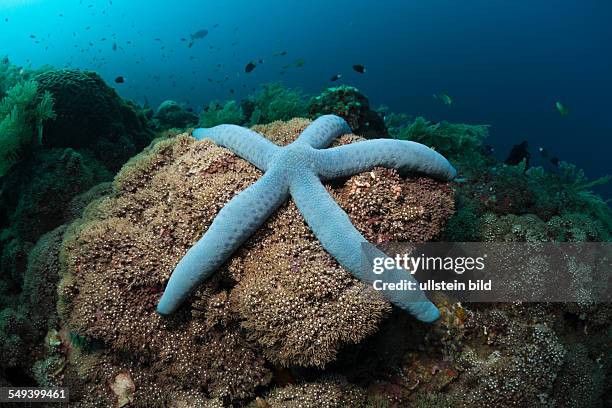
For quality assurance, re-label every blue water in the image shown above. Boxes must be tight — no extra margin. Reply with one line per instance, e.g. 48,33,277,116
1,0,611,197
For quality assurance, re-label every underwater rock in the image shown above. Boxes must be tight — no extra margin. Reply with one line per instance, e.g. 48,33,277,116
55,118,454,404
33,69,153,172
308,85,388,139
152,99,198,130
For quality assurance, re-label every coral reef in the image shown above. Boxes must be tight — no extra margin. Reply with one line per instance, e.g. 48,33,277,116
51,118,454,405
393,116,490,170
152,100,198,130
0,80,55,176
1,148,110,242
33,68,153,171
261,376,367,407
308,85,388,139
199,100,245,128
244,83,308,125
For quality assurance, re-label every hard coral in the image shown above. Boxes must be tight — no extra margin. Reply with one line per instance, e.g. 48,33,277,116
153,100,198,130
34,69,153,171
309,85,388,139
262,376,367,408
57,118,454,404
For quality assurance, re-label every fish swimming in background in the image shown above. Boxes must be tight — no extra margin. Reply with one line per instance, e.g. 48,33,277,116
190,29,208,40
555,101,569,116
245,61,256,73
330,74,342,81
294,58,305,67
274,51,288,56
434,92,453,106
112,42,117,51
258,59,264,64
114,76,125,83
352,64,366,73
538,147,549,158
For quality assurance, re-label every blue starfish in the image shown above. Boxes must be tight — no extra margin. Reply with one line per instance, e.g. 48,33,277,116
157,115,456,322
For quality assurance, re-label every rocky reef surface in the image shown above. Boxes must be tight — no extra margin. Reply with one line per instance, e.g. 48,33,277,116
0,68,610,406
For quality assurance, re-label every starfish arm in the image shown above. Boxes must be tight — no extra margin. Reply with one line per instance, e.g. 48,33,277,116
157,169,289,315
289,173,440,322
193,125,280,171
293,114,352,149
315,139,457,181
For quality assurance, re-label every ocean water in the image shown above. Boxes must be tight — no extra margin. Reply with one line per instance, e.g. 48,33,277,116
1,0,610,196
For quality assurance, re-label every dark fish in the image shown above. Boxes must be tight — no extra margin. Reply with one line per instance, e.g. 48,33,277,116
274,50,287,56
59,13,64,17
330,74,342,81
112,42,117,51
114,76,125,83
29,34,36,38
504,140,530,167
85,26,90,30
188,41,194,48
294,58,305,67
538,147,549,158
230,89,235,94
258,59,264,64
190,29,208,40
550,157,559,166
5,18,8,22
154,38,161,41
101,37,106,41
352,64,366,73
213,23,219,28
180,38,186,41
245,61,256,73
483,144,495,154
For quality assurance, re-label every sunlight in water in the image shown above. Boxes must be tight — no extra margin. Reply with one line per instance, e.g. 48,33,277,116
0,0,42,10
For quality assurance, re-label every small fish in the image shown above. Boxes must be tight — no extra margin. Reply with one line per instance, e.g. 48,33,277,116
180,38,186,42
29,34,36,38
550,156,559,166
190,29,208,40
330,74,342,81
294,58,305,67
154,38,161,41
112,42,117,51
114,76,125,83
538,147,549,158
245,61,256,73
85,26,91,30
213,23,219,28
352,64,366,73
434,92,453,106
274,50,288,56
229,89,235,94
258,59,264,64
555,101,569,116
